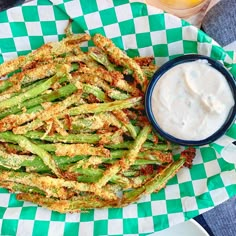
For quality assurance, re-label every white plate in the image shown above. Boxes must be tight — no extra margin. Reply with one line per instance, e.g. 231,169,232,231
149,219,209,236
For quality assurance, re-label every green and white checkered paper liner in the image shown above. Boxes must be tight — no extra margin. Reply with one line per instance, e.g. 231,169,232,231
0,0,235,235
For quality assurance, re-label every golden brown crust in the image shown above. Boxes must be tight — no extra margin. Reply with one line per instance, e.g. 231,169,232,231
55,143,110,157
0,34,90,77
181,147,196,168
134,56,154,66
0,113,38,132
93,34,147,91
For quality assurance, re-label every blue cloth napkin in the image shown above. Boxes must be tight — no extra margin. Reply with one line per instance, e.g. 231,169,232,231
202,0,236,48
201,196,236,236
0,0,25,12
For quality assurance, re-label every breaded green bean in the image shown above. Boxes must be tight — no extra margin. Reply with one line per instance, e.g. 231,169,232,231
0,170,117,200
0,132,62,177
0,34,90,77
16,193,118,213
122,158,185,205
95,125,151,188
61,96,142,117
0,72,62,112
13,91,82,134
93,34,147,91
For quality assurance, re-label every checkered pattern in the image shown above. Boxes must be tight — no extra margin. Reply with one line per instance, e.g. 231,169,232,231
0,0,235,235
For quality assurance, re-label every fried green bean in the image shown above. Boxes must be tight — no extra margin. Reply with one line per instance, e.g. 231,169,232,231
16,193,117,213
0,34,90,77
122,158,185,205
0,132,62,177
13,91,82,134
0,73,61,112
61,96,142,117
0,170,117,200
95,125,151,188
93,34,147,91
0,83,77,119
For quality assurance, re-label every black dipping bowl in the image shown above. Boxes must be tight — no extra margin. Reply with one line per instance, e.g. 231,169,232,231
145,54,236,146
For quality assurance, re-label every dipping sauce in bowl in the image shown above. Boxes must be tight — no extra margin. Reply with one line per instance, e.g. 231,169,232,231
145,55,236,146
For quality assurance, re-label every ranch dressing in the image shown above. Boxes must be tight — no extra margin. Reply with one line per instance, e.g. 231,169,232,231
151,60,235,140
